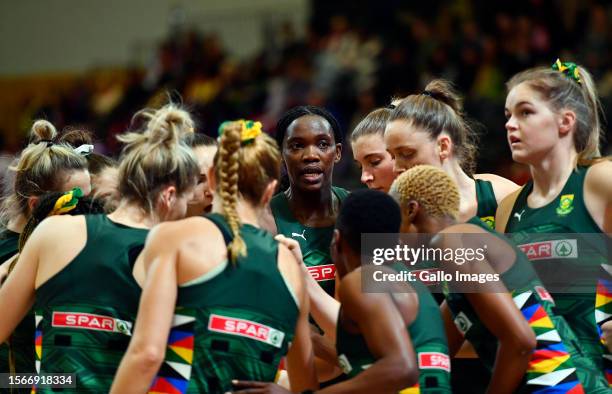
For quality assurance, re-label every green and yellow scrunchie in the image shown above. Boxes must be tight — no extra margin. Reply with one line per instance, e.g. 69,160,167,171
218,119,263,145
50,187,83,216
552,59,582,84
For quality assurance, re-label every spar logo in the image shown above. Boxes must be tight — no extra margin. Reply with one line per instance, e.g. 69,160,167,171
518,239,578,260
418,352,451,372
307,264,336,281
208,314,285,348
52,312,133,335
454,312,473,335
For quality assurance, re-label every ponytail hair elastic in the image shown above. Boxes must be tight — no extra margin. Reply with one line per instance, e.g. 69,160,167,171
218,119,263,146
38,139,54,147
74,144,94,156
552,59,582,84
50,187,83,216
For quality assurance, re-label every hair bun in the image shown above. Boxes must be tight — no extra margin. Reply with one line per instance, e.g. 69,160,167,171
30,120,58,143
423,79,463,115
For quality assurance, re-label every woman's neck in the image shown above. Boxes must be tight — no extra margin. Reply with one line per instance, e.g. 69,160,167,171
442,159,476,215
529,148,577,201
212,194,262,228
6,214,28,234
286,184,335,218
107,201,159,229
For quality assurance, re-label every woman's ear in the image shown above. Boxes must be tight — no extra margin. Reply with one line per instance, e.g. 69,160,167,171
27,196,39,213
260,180,278,206
558,109,577,136
159,185,177,209
406,200,420,223
208,166,217,192
437,134,452,162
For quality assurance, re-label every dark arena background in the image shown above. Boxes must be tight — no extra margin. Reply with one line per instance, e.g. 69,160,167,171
1,1,610,187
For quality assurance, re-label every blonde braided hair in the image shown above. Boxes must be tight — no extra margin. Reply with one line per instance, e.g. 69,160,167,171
217,121,247,262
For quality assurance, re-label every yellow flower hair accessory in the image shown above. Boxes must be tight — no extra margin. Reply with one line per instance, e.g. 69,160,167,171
218,119,263,145
50,187,83,216
552,59,582,84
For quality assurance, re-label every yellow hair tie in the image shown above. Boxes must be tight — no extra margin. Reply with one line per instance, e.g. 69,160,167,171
50,187,83,216
552,58,582,84
218,119,263,145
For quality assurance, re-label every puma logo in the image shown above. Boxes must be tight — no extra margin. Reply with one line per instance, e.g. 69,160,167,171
514,209,525,222
291,229,306,241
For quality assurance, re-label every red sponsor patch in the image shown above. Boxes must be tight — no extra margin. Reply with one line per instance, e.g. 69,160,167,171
52,312,132,335
519,241,553,260
535,286,555,305
208,314,285,348
418,352,451,372
307,264,336,281
518,239,577,261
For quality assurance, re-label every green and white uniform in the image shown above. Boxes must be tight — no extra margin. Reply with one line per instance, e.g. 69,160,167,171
445,217,608,393
32,215,147,393
149,214,298,394
270,186,349,297
504,166,612,387
336,275,451,394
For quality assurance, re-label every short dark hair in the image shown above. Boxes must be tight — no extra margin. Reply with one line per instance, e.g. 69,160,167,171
276,105,343,148
336,189,401,255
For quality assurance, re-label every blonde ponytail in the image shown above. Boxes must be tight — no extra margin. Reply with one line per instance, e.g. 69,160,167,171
0,120,86,225
116,103,199,213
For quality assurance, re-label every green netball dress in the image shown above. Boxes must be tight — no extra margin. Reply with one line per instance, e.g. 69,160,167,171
475,179,498,229
148,214,299,394
0,230,19,393
270,186,349,297
504,166,612,387
32,215,147,393
336,274,451,394
445,216,609,393
0,230,36,394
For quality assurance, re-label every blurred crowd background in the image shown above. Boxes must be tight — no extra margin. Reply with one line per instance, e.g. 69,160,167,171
1,0,611,189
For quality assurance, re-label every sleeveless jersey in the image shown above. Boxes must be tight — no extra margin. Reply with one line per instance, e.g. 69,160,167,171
0,230,35,394
148,214,299,394
504,166,612,387
445,217,609,392
475,179,497,229
270,186,349,296
32,215,147,393
336,274,451,394
0,230,18,393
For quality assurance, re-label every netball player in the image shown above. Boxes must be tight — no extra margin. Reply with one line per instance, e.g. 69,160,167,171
498,60,612,386
111,120,316,394
385,79,518,228
0,103,199,392
393,164,609,393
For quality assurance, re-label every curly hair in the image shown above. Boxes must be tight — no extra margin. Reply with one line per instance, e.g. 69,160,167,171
390,164,460,219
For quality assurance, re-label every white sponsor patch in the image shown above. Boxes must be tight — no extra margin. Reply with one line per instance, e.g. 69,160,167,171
208,314,285,348
52,312,132,335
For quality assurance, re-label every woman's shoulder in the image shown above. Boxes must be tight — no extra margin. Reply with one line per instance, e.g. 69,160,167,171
474,173,520,203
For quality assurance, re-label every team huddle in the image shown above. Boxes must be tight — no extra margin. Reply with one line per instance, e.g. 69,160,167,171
0,59,611,394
